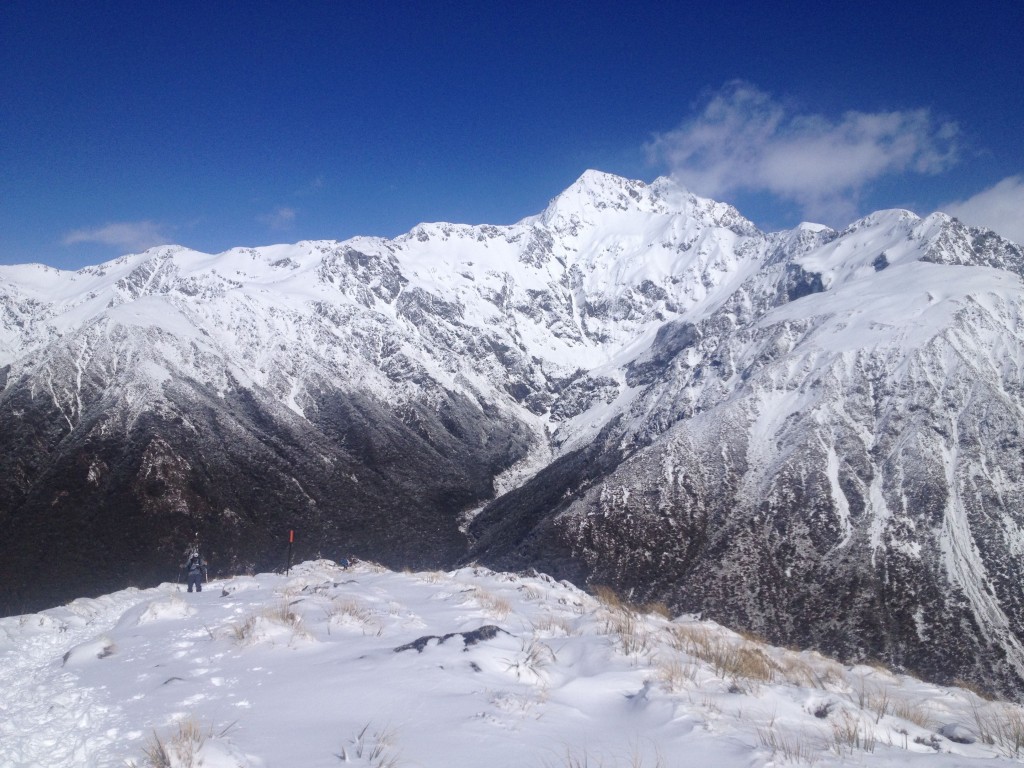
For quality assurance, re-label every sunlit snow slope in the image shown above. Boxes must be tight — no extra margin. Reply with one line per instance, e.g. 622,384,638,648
3,559,1023,768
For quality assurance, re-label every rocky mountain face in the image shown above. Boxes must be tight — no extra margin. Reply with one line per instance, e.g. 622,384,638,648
3,171,1024,697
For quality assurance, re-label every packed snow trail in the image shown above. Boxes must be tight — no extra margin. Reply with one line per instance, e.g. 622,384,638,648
0,588,151,766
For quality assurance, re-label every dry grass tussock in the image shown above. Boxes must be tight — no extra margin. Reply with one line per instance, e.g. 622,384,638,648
891,698,935,729
131,717,235,768
775,653,842,690
227,602,306,644
663,624,856,693
591,586,656,657
757,726,821,765
591,585,672,619
664,624,777,687
519,584,544,601
829,710,877,755
655,655,697,693
531,613,577,637
471,588,513,620
325,596,384,636
504,638,557,681
663,623,700,654
326,597,373,624
640,601,673,619
591,584,627,612
850,676,896,723
971,700,1024,758
603,608,652,657
336,722,401,767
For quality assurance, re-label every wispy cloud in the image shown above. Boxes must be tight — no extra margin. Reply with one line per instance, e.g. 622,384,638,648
304,176,325,194
63,220,171,252
647,81,960,224
943,176,1024,245
259,207,297,230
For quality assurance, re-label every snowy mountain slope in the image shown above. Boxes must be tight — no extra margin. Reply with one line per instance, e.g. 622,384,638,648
465,190,1024,697
478,266,1024,682
0,172,767,615
3,171,1024,701
3,559,1023,768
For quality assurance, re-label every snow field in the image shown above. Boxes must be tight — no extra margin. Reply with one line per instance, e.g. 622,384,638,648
2,561,1024,767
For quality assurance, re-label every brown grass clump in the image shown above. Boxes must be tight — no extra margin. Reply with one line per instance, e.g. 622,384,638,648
326,597,373,624
776,655,824,689
656,655,697,692
830,711,877,755
471,589,512,619
137,718,213,767
592,584,627,611
641,601,673,619
664,623,777,688
227,602,305,644
604,608,652,657
971,701,1024,758
757,726,821,765
891,698,935,729
531,613,577,636
519,585,544,601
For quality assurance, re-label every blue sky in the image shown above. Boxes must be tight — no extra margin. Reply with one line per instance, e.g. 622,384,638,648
2,1,1022,269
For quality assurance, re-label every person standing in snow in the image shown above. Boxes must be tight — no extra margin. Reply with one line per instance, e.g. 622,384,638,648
183,550,208,593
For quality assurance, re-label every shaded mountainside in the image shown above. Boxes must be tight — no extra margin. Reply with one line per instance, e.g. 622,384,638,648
3,171,1024,699
467,217,1024,697
0,350,534,613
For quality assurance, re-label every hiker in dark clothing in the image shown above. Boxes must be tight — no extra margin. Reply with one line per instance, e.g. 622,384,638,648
183,550,208,593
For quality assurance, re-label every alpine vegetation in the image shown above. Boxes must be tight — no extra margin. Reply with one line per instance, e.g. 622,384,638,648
2,171,1024,700
2,560,1024,767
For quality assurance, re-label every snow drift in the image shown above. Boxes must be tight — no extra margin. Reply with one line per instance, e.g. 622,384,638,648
2,559,1024,767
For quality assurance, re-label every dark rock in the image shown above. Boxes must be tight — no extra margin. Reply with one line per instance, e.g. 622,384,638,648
625,321,698,387
393,625,507,653
782,263,825,302
938,723,977,744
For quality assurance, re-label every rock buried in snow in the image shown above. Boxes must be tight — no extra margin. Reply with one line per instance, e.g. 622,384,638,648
62,636,115,666
938,723,978,744
394,625,507,653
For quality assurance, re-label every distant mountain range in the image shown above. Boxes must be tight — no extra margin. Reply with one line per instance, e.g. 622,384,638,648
3,170,1024,697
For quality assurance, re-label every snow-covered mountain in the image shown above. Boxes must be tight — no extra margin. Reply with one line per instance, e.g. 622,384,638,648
2,171,1024,699
4,558,1024,767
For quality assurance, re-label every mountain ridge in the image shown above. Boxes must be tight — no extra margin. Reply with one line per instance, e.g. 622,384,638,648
3,171,1024,698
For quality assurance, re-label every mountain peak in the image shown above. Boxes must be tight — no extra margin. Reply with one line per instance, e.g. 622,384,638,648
539,170,755,237
575,167,627,184
540,170,662,226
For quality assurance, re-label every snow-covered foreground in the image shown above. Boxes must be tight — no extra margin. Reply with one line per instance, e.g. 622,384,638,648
2,561,1023,767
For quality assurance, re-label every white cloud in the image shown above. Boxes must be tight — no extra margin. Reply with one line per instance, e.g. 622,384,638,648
647,82,960,224
943,176,1024,245
63,220,170,252
259,207,297,230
